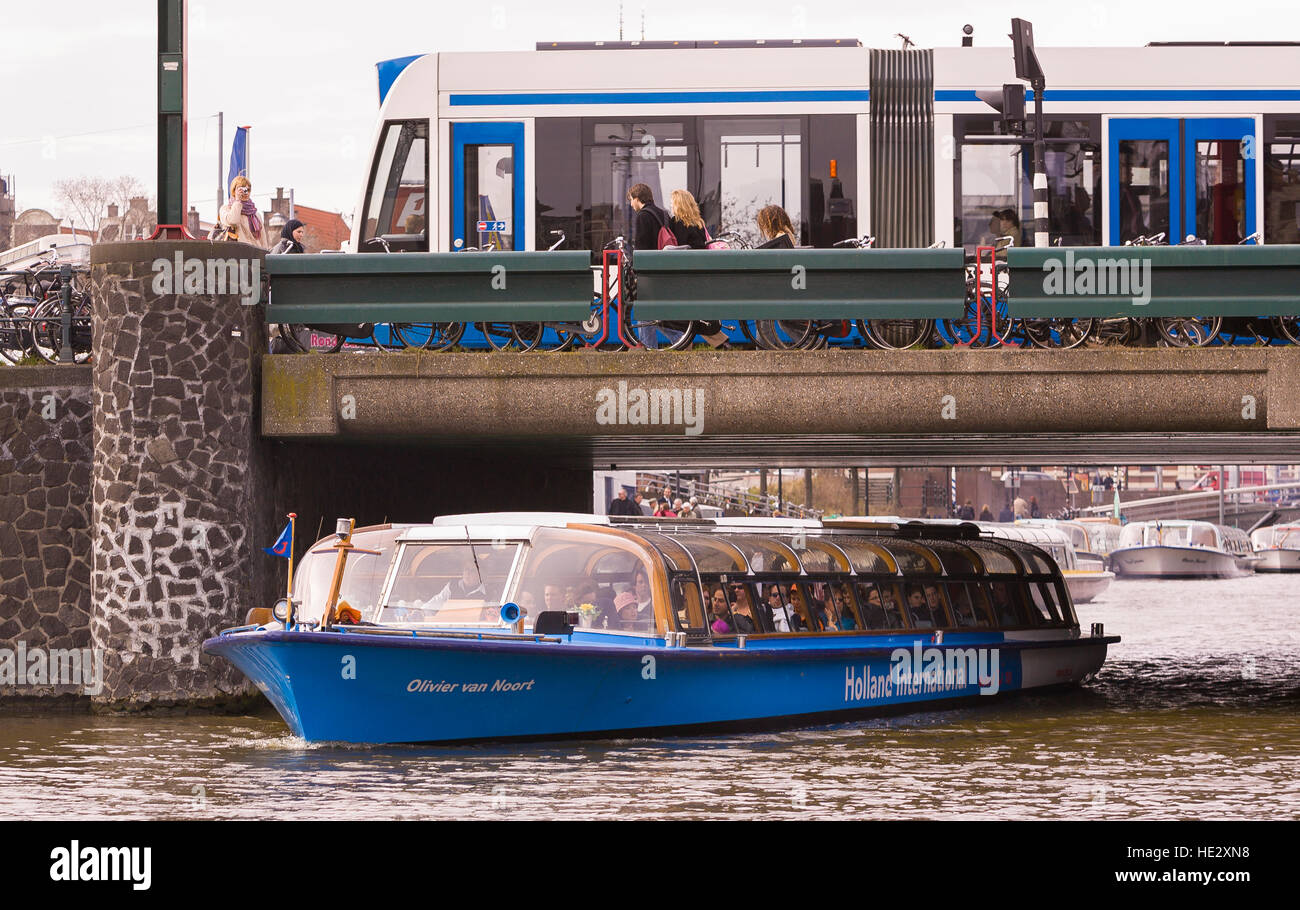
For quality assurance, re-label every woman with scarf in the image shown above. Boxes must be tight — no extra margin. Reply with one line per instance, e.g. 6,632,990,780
219,176,267,249
270,218,306,255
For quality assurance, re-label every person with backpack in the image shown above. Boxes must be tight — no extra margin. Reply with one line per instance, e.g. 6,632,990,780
668,189,708,249
626,183,674,349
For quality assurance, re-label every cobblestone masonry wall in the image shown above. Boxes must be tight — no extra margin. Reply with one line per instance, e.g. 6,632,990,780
0,366,93,706
88,241,273,710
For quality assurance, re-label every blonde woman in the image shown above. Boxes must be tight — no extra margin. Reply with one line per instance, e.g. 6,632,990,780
218,175,267,249
756,204,796,249
668,189,708,249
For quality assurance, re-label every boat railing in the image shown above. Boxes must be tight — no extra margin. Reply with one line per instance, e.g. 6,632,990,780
333,624,565,644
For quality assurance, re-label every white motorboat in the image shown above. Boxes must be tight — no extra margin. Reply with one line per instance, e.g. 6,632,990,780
1110,520,1258,579
982,523,1115,604
1250,523,1300,573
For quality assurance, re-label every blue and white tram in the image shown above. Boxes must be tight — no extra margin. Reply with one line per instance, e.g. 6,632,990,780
351,39,1300,256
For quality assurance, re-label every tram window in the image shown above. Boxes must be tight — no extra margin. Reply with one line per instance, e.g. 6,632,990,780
587,120,692,251
855,582,906,630
464,144,516,251
535,118,583,251
1264,118,1300,244
361,120,429,252
809,115,858,247
955,117,1100,251
700,117,804,247
1117,140,1171,244
1192,140,1247,244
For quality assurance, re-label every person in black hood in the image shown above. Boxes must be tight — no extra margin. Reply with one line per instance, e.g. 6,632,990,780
271,218,306,254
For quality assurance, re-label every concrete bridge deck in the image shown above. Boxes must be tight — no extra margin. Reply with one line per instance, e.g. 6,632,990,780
261,348,1300,467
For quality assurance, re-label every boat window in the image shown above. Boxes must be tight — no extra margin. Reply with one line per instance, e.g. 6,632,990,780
514,528,659,633
381,542,520,624
1008,544,1056,576
827,537,896,574
919,540,984,577
1026,583,1058,624
671,576,707,633
721,534,799,573
985,581,1031,627
295,527,406,624
634,532,695,571
797,580,843,632
822,581,862,631
704,580,764,636
1043,581,1075,625
881,541,943,575
777,536,851,573
854,581,908,630
967,541,1022,575
900,581,946,629
668,534,749,574
1188,524,1218,548
944,582,988,628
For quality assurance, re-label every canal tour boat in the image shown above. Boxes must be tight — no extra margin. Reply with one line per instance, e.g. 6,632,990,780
1250,523,1300,572
203,513,1119,744
1015,519,1108,573
1109,519,1257,579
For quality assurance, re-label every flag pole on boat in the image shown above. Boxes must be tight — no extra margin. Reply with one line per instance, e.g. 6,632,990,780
286,513,297,599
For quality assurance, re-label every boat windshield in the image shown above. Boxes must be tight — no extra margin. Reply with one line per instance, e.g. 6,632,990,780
292,526,406,624
1120,523,1189,547
379,542,521,624
1253,525,1300,548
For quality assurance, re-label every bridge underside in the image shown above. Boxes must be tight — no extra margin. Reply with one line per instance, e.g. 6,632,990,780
262,349,1300,467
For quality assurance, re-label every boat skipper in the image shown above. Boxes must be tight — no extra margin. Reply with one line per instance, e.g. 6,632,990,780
423,558,488,614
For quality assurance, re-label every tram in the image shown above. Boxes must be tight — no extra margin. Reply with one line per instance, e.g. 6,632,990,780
355,40,1300,256
204,513,1118,744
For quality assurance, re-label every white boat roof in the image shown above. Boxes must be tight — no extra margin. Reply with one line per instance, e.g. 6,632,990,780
432,511,609,527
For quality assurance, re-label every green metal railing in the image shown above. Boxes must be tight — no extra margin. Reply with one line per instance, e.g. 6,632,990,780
631,248,966,319
265,251,595,323
1007,245,1300,318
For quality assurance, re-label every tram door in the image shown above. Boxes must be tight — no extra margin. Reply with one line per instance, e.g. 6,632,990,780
1108,118,1256,245
451,122,525,251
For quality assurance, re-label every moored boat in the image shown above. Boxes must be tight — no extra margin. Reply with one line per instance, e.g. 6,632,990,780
1250,523,1300,572
1109,520,1257,579
203,513,1118,744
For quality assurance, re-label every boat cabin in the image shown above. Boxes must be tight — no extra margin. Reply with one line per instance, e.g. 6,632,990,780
1117,520,1252,555
285,514,1078,640
1251,523,1300,551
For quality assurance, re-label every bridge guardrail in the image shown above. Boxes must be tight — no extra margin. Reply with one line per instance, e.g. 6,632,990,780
631,248,966,320
265,251,595,323
1007,245,1300,318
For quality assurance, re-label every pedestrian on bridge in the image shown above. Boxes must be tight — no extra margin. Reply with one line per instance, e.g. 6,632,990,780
218,176,267,249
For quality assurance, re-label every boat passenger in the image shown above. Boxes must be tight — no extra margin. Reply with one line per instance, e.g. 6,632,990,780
786,585,811,631
988,582,1020,626
543,583,565,612
614,591,648,631
729,586,758,634
831,585,857,630
424,558,488,612
922,583,952,626
764,587,792,632
904,584,934,628
756,204,797,249
709,586,733,634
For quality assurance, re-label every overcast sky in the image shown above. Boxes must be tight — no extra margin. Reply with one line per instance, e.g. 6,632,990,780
1,0,1294,225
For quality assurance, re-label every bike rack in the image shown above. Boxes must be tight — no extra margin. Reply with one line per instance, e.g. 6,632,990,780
960,244,1019,349
600,248,640,348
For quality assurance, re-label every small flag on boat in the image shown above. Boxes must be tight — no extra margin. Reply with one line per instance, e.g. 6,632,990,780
264,522,292,558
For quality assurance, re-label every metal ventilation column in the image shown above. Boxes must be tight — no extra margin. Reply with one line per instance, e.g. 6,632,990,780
869,49,935,248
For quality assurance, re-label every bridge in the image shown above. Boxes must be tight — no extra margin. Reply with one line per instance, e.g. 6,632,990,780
261,347,1300,466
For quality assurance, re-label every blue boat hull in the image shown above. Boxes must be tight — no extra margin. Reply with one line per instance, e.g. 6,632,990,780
204,629,1114,744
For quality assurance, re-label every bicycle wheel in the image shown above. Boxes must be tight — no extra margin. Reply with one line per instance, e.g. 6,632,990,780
1,302,35,363
859,319,934,350
1155,316,1222,348
755,319,814,350
478,322,517,352
937,300,988,348
1273,316,1300,346
370,324,408,352
510,322,547,352
1021,317,1096,350
645,320,698,351
26,298,64,364
393,322,464,352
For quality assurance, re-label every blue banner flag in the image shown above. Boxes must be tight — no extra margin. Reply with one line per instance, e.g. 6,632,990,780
264,521,292,558
227,126,250,192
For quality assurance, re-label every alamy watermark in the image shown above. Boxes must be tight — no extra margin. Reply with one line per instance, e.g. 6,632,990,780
1041,250,1151,307
595,380,705,436
151,252,261,306
0,642,105,695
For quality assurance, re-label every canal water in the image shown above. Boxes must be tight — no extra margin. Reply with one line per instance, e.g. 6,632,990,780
1,574,1296,820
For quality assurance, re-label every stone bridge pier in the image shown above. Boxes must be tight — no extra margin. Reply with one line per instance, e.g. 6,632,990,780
84,241,590,710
